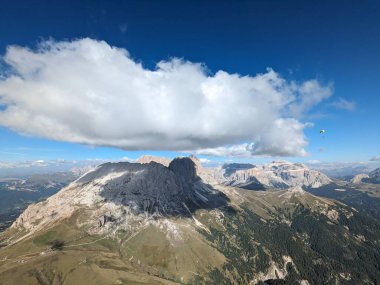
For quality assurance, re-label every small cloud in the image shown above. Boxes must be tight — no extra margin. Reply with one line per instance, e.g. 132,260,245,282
199,158,211,164
307,159,321,164
194,143,256,157
288,80,333,118
370,155,380,161
120,156,135,162
32,160,47,166
305,112,330,120
329,97,356,111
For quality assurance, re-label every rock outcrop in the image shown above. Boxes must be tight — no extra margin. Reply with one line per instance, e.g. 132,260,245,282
369,168,380,179
12,157,228,235
363,168,380,184
213,161,331,189
350,173,370,184
351,168,380,184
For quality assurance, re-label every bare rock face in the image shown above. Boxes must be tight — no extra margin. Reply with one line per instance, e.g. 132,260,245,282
362,168,380,184
213,161,331,189
169,157,198,181
89,162,184,215
79,158,227,215
12,157,228,235
137,155,171,167
369,168,380,178
188,156,219,185
350,173,370,184
168,157,227,209
352,168,380,184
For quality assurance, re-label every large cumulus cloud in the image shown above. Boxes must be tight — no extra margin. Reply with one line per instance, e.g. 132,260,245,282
0,38,332,157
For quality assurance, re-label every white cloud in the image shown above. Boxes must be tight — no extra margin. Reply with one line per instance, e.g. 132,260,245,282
194,143,287,157
32,160,47,166
288,80,333,118
120,156,136,162
370,156,380,161
0,39,333,157
0,159,52,169
199,158,211,164
0,157,129,173
307,159,321,164
329,97,356,111
0,162,14,169
193,119,309,157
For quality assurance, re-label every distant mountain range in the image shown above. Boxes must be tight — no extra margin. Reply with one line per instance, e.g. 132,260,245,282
136,156,332,190
0,157,379,284
351,167,380,184
211,161,331,190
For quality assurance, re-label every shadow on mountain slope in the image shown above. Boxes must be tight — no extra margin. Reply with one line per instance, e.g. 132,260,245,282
77,157,230,217
307,183,380,219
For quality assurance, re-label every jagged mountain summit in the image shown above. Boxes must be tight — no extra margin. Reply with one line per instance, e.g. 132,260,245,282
134,156,332,190
213,161,331,190
0,157,379,285
12,158,228,237
136,155,218,186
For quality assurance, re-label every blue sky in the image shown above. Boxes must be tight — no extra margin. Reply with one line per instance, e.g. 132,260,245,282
0,0,379,168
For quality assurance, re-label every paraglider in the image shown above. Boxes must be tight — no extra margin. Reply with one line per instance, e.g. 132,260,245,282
319,129,326,140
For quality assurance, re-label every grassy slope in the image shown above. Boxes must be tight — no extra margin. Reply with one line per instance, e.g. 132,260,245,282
196,187,380,284
0,208,224,284
0,186,379,284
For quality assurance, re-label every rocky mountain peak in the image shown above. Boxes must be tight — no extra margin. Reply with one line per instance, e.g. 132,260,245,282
12,157,229,235
169,157,198,182
369,167,380,178
213,161,331,189
136,155,171,166
350,173,369,184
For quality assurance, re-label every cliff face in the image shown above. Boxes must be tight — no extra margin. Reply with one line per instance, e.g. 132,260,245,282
213,161,331,189
134,156,332,190
369,168,380,177
12,158,228,236
351,168,380,184
351,173,370,184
